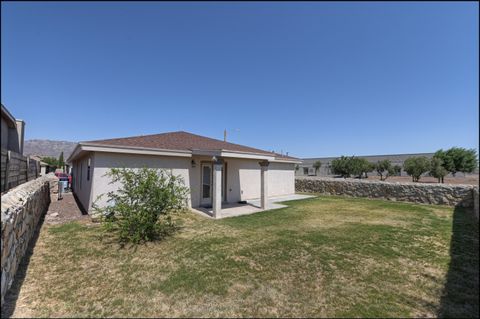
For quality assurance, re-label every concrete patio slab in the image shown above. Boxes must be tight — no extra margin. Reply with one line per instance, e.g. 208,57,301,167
191,194,316,219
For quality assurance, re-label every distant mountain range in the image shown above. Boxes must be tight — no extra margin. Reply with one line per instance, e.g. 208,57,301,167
24,139,77,159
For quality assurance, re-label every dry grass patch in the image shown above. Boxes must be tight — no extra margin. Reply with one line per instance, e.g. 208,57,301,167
3,196,478,318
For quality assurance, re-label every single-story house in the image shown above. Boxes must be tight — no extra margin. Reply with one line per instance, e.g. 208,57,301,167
67,131,301,218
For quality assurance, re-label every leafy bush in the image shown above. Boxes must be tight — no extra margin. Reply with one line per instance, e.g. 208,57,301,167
403,157,430,182
94,167,189,244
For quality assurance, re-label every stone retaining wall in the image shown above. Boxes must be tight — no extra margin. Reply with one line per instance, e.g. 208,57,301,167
296,177,478,209
473,187,479,220
1,173,56,304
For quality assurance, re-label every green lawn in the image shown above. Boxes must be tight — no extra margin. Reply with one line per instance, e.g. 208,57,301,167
5,196,479,318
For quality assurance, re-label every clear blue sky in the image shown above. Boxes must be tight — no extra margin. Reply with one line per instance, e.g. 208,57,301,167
1,2,478,158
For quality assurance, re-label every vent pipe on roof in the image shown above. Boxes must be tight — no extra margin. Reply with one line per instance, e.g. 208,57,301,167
224,129,227,142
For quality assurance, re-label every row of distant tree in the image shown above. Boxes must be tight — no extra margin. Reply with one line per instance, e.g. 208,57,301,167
305,147,477,183
41,152,65,172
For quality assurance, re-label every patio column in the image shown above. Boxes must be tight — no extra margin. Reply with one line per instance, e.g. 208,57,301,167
259,161,269,209
212,157,223,219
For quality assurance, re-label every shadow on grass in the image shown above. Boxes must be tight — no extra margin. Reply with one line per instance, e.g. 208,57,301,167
1,214,46,319
438,207,479,318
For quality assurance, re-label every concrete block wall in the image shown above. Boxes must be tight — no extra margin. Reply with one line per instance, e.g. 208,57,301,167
473,187,479,220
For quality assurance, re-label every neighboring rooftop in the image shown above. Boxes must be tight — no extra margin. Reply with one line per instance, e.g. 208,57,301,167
1,104,17,128
82,131,298,160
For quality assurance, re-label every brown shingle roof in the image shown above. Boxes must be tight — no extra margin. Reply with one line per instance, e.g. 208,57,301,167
83,131,298,160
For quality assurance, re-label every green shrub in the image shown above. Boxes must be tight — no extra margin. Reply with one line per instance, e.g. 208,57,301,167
403,157,430,182
93,167,189,244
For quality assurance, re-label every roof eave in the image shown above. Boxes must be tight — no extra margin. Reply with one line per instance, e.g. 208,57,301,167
67,143,193,162
1,104,17,128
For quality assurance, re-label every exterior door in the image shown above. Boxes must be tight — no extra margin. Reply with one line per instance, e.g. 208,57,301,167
201,163,212,206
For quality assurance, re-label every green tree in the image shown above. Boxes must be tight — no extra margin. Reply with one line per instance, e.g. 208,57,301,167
331,156,351,178
331,156,373,179
58,152,65,171
312,161,322,176
41,156,59,170
93,167,190,244
403,156,430,182
443,147,478,176
375,160,394,181
349,157,373,179
363,162,376,178
392,165,402,176
430,157,448,183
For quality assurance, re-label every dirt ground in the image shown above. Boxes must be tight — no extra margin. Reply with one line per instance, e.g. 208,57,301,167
44,192,90,225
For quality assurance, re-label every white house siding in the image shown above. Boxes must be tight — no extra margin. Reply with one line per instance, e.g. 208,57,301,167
268,162,296,197
90,152,191,212
72,152,296,213
72,152,95,213
225,158,260,202
224,159,295,203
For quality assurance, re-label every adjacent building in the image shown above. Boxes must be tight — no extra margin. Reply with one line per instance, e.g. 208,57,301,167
1,104,25,154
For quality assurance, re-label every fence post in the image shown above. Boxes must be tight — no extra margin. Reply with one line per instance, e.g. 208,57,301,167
5,151,11,191
26,157,30,182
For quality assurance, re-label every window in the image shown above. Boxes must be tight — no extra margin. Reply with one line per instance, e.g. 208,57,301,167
303,167,308,175
202,165,211,198
87,158,91,181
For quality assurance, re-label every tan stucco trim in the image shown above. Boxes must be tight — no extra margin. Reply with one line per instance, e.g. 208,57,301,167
1,104,17,128
68,143,301,163
192,149,276,161
68,143,192,162
271,158,303,164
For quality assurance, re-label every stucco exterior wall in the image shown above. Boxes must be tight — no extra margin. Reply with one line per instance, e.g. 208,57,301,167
72,152,296,213
90,152,191,212
268,162,296,197
72,152,95,212
226,158,260,202
225,159,295,202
